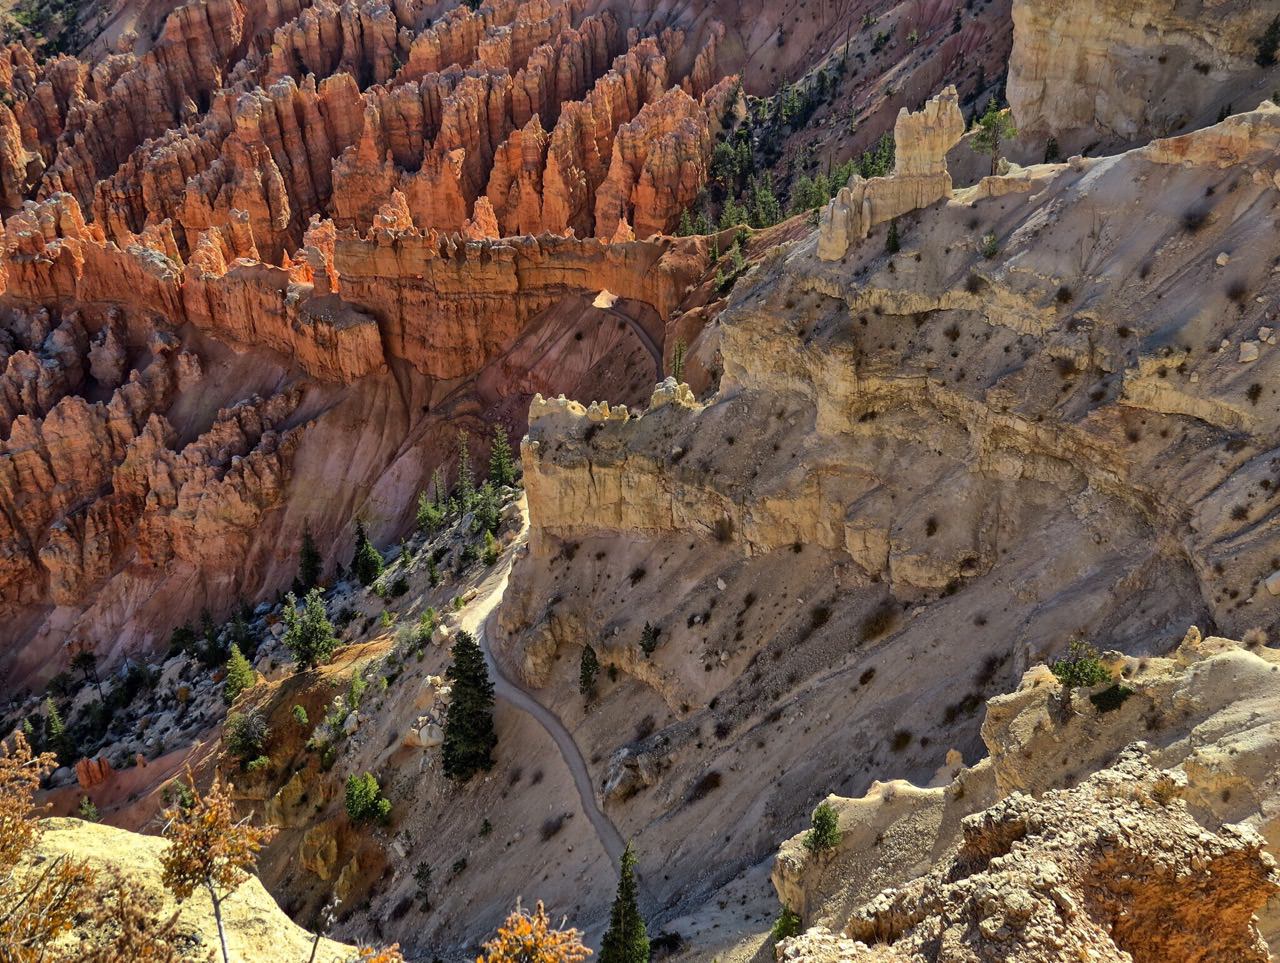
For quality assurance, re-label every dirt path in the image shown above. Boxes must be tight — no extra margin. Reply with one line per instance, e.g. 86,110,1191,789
459,510,627,872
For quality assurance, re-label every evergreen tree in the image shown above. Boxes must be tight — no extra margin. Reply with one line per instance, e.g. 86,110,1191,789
579,645,599,697
456,430,476,512
489,425,517,488
228,606,254,659
971,101,1017,176
1257,16,1280,67
70,649,105,701
44,697,74,764
885,218,900,254
297,524,323,592
718,197,750,230
417,489,445,532
222,644,255,705
747,173,782,229
474,481,500,535
669,339,687,384
281,589,338,671
442,630,497,781
482,530,499,566
858,133,895,179
352,520,384,587
600,843,649,963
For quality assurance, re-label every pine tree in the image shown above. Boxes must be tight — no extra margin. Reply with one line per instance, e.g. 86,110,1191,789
747,173,782,229
442,630,497,781
971,100,1017,176
483,530,499,566
885,218,900,254
281,589,338,671
44,697,74,765
432,466,448,509
417,489,445,532
669,339,687,384
297,524,323,592
489,425,517,488
474,480,500,535
600,843,649,963
579,645,599,697
223,644,255,705
352,520,384,587
70,649,105,701
456,430,476,512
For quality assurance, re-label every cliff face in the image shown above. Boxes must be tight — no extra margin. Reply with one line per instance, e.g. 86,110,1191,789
0,0,736,690
1007,0,1280,153
772,630,1280,960
492,101,1280,951
0,186,709,689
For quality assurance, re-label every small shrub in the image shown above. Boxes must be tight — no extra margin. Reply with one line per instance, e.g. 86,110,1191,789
224,710,269,760
539,815,566,841
345,772,392,824
1089,683,1134,713
713,516,735,543
390,573,410,597
1181,206,1210,233
1055,285,1073,304
889,730,913,752
292,704,309,727
246,755,270,773
979,232,999,259
579,645,599,696
687,770,722,802
77,796,100,822
346,670,368,712
1050,640,1111,689
771,909,802,943
1150,774,1180,806
803,801,840,853
858,601,897,642
639,622,661,656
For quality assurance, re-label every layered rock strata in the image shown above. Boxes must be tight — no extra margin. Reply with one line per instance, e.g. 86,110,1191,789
494,103,1280,943
1008,0,1280,152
